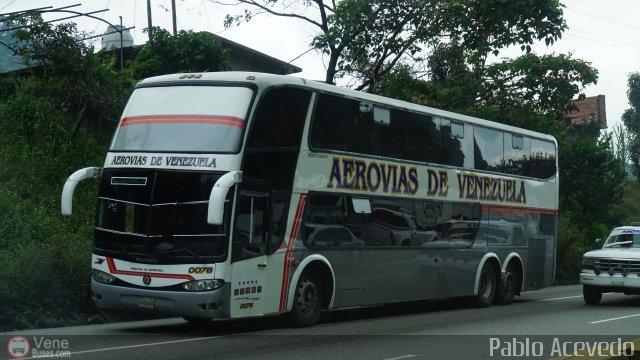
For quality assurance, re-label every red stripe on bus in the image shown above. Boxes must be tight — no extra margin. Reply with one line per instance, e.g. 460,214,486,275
279,194,308,312
105,257,195,281
119,115,245,128
482,205,558,216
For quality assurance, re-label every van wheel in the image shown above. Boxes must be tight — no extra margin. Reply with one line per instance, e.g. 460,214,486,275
289,270,323,327
475,262,496,307
583,285,602,305
495,263,518,305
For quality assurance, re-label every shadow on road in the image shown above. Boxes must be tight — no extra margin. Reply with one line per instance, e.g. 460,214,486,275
117,296,477,336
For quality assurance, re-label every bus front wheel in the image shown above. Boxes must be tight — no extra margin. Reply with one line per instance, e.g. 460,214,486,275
289,270,324,327
475,262,497,307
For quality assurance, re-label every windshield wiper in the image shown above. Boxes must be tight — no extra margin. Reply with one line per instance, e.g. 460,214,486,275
152,247,203,260
604,240,633,248
95,241,132,256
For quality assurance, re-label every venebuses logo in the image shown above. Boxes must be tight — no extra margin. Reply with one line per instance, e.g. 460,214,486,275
6,336,30,358
5,336,71,358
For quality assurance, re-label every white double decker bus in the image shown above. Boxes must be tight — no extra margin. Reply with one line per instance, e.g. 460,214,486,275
62,72,558,326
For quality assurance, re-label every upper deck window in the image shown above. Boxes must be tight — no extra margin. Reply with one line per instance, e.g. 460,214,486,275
111,85,253,152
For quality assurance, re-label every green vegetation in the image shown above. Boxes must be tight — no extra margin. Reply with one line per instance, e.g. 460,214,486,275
0,13,228,331
0,90,109,329
623,72,640,177
133,27,229,79
218,0,566,87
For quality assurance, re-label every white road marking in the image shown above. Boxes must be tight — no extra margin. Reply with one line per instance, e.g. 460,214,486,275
537,295,583,301
20,335,224,359
589,313,640,324
383,355,419,360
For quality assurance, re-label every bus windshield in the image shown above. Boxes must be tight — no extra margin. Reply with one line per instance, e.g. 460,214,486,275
94,170,232,261
110,85,253,153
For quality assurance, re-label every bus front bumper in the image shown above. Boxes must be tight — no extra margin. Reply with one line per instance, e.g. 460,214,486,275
91,280,231,319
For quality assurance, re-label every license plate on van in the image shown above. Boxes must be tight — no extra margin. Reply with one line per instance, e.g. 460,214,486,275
138,297,155,309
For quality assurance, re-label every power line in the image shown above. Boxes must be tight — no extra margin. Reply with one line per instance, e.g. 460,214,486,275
564,32,640,56
570,28,640,50
288,46,315,64
0,0,16,13
92,0,111,35
566,6,640,33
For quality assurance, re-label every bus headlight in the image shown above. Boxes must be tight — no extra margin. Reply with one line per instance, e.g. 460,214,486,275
581,257,594,272
92,269,116,284
182,279,224,291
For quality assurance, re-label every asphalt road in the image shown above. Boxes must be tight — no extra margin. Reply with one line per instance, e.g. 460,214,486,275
3,285,640,360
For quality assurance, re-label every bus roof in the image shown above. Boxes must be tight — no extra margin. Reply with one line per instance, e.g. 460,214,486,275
138,71,557,144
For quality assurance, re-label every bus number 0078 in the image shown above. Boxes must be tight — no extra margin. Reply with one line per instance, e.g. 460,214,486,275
188,267,213,274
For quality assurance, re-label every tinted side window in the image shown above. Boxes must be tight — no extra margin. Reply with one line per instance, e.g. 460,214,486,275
384,110,439,162
233,183,269,262
441,119,465,167
503,133,531,176
310,94,381,155
529,139,556,179
474,127,504,172
247,87,310,149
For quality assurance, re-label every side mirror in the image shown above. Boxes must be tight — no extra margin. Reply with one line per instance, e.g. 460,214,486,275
207,171,242,225
61,167,102,216
592,238,603,250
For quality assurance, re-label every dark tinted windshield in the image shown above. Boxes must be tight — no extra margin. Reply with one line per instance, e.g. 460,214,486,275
94,170,231,261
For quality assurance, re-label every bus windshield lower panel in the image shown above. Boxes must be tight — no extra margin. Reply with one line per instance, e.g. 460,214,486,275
94,170,231,263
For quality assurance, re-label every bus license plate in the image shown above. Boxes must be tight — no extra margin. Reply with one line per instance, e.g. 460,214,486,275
138,297,155,309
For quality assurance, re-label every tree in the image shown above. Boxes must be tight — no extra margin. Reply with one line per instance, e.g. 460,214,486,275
0,13,135,330
374,51,597,137
132,27,229,79
622,72,640,178
216,0,567,89
10,12,133,135
559,123,626,231
610,123,632,169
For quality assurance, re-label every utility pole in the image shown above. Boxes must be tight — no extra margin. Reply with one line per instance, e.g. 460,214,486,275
171,0,177,36
147,0,153,43
119,16,124,70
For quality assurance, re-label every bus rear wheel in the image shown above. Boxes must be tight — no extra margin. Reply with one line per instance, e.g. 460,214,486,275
495,263,518,305
475,262,497,307
289,270,324,327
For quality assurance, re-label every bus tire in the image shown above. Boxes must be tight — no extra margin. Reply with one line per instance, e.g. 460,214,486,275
475,262,497,308
289,270,324,327
495,263,518,305
583,285,602,305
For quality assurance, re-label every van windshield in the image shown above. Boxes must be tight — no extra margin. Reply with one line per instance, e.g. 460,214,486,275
110,85,253,152
604,231,640,248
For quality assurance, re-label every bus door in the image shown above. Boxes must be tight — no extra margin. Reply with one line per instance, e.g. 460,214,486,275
230,181,270,317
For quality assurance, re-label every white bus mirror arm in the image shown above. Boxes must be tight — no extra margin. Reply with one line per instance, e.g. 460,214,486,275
207,171,242,225
61,167,102,216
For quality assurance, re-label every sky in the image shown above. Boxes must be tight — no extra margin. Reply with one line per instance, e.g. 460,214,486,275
1,0,639,132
